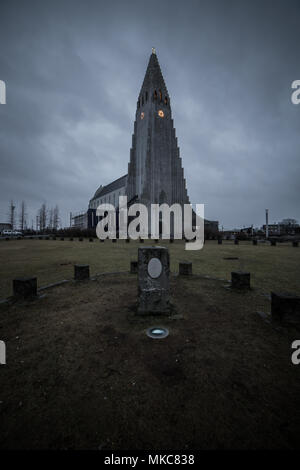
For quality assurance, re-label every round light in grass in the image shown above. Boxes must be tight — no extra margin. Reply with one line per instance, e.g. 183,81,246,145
146,327,169,339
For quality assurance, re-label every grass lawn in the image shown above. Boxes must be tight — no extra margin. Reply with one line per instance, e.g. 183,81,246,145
0,238,299,299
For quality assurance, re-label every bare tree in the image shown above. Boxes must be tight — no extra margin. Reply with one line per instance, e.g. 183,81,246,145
48,207,54,230
19,200,27,231
39,203,47,232
53,205,60,230
8,200,16,230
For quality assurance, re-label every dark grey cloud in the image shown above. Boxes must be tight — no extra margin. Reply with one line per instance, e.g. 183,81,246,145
0,0,299,229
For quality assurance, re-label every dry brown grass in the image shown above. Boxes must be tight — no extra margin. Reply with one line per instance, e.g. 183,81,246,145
0,273,299,449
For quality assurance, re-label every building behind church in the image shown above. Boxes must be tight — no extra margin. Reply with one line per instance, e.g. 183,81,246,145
71,50,218,236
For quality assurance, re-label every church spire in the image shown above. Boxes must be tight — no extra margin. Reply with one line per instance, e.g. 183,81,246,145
138,49,169,103
127,50,189,208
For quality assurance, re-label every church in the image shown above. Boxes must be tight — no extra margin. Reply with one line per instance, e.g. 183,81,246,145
72,49,218,236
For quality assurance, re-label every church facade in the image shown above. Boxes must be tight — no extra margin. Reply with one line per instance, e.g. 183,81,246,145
72,50,218,236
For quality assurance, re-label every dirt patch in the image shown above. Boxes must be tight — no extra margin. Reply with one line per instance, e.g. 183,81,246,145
0,273,299,450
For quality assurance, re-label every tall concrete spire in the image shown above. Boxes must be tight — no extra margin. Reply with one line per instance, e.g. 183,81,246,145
138,50,169,105
127,51,189,208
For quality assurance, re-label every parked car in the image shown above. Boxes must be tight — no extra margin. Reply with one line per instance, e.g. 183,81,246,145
1,230,23,237
2,230,13,236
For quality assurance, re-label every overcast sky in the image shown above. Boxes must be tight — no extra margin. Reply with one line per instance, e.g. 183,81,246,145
0,0,299,230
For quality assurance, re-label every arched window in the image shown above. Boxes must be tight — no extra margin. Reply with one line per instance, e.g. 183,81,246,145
164,97,168,105
159,89,162,101
145,91,148,101
138,100,140,108
154,90,157,100
142,96,144,106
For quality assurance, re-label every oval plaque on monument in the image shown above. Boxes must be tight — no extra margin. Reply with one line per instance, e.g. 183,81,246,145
147,257,162,279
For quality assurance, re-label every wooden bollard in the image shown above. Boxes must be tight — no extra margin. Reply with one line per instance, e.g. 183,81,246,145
13,277,37,299
130,261,138,274
179,261,192,276
271,292,300,324
231,271,250,289
253,239,257,245
74,265,90,280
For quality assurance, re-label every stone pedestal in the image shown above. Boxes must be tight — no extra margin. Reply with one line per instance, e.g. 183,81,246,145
74,264,90,280
179,261,192,275
13,277,37,299
137,246,170,314
130,261,138,274
271,292,300,324
253,239,257,245
234,239,239,245
292,241,298,247
231,271,250,289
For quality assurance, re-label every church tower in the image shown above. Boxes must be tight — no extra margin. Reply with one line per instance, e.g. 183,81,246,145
127,49,190,208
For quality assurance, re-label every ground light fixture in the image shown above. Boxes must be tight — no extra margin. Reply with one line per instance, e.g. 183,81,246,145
146,327,169,339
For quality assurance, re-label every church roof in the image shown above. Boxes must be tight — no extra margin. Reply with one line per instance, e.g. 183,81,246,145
90,174,127,201
139,50,169,99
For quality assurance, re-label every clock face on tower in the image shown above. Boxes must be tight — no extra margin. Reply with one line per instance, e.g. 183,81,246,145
158,110,164,118
140,112,144,119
